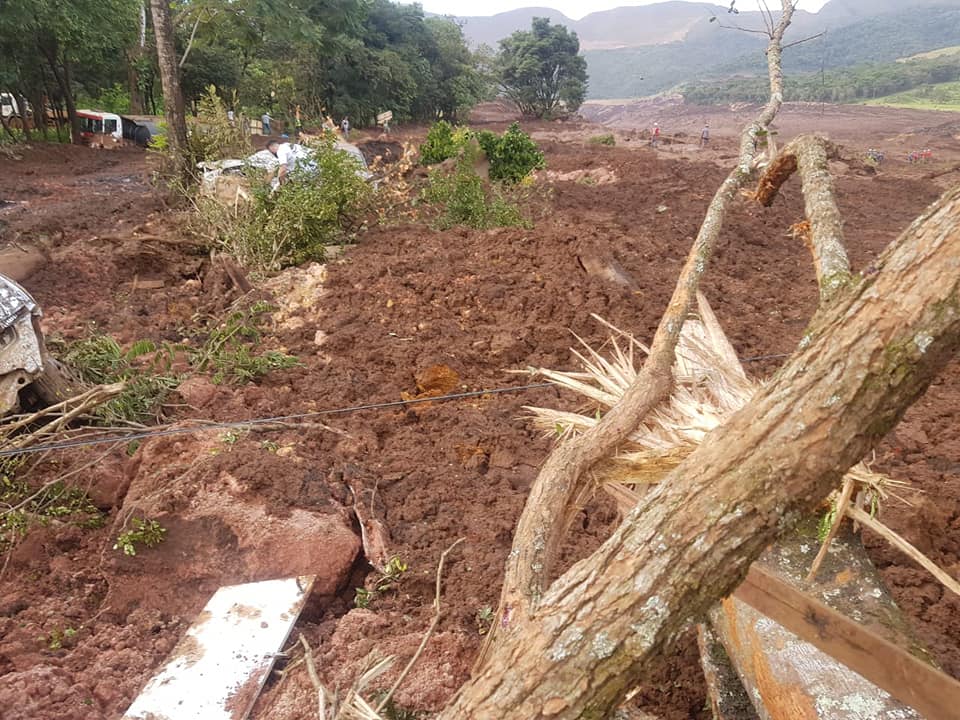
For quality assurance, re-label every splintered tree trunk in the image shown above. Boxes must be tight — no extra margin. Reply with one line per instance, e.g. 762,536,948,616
437,187,960,719
149,0,189,183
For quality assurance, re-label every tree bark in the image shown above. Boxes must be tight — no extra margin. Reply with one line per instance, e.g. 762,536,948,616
127,3,147,114
438,185,960,719
475,1,798,669
149,0,190,183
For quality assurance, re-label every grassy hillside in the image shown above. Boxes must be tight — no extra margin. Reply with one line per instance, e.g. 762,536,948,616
585,6,960,99
864,81,960,110
899,46,960,62
681,53,960,105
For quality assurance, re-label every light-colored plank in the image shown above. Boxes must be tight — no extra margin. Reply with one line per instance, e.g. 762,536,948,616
123,575,315,720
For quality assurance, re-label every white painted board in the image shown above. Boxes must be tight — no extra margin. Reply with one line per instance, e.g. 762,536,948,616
123,575,316,720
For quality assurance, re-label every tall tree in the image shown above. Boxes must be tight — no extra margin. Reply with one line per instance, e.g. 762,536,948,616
0,0,138,142
150,0,189,181
497,17,588,118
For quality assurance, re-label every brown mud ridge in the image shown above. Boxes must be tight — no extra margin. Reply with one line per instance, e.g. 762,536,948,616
0,108,958,719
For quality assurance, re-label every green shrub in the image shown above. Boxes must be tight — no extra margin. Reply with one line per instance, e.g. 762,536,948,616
419,120,473,165
114,518,166,556
188,85,251,164
479,123,544,183
60,334,180,425
206,136,372,272
1,470,104,550
189,301,300,384
423,144,526,230
589,133,616,146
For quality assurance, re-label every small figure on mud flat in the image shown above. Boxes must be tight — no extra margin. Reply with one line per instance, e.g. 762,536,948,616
650,122,661,148
700,123,710,148
340,116,350,139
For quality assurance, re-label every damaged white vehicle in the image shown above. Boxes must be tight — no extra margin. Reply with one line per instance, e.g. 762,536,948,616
198,142,372,198
0,274,77,414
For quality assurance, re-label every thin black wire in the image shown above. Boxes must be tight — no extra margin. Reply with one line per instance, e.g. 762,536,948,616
0,350,796,459
740,352,791,363
0,383,554,458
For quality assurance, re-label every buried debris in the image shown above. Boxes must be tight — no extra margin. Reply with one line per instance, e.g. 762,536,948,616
122,576,316,720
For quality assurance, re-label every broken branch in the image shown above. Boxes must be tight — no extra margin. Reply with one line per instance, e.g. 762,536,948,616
298,634,325,719
475,1,799,670
847,506,960,599
754,134,850,303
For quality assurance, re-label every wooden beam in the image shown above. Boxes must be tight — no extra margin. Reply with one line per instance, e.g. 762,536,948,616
733,561,960,720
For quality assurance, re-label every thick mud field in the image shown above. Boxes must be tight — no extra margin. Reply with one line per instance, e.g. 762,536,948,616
0,104,958,719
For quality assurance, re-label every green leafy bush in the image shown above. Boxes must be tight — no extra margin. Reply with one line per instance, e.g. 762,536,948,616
589,133,616,146
419,120,473,165
189,301,300,384
207,137,372,272
423,145,526,230
188,85,251,163
114,518,167,556
60,334,180,425
1,471,104,550
477,123,544,183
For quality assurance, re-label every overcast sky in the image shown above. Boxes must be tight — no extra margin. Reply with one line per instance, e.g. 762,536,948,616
415,0,831,21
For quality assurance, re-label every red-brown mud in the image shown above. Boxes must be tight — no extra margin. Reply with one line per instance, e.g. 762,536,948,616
0,105,957,719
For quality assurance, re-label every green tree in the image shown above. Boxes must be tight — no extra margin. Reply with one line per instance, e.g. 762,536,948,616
496,17,588,118
420,18,488,122
0,0,139,142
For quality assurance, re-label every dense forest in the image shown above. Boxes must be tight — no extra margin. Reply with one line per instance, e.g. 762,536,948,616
0,0,489,137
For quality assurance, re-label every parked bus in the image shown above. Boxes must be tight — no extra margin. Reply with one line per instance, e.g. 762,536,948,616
75,109,152,148
76,109,123,146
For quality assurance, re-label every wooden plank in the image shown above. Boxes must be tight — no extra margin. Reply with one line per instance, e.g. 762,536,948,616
711,530,928,720
123,575,315,720
735,563,960,720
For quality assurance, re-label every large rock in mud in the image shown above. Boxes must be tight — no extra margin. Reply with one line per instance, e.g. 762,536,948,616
100,431,361,619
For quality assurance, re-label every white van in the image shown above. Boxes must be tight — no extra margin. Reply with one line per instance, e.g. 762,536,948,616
1,93,21,119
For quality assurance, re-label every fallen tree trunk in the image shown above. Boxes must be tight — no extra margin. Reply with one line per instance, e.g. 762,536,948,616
437,185,960,719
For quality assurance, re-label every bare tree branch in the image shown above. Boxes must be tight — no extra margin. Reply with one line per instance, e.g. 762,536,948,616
782,31,826,50
754,135,851,302
474,0,798,672
178,11,204,69
442,184,960,719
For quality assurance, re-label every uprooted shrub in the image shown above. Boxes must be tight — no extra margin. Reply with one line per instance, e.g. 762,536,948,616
419,120,473,165
188,301,301,384
197,137,372,272
423,142,528,230
476,123,545,183
58,334,180,425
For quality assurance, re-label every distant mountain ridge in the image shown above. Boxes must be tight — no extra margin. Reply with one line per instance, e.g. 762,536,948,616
453,0,960,51
447,0,960,99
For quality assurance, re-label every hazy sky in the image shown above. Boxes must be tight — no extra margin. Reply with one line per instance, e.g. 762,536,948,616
415,0,831,21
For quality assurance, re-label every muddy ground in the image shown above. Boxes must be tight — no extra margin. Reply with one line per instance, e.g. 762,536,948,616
0,102,958,720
